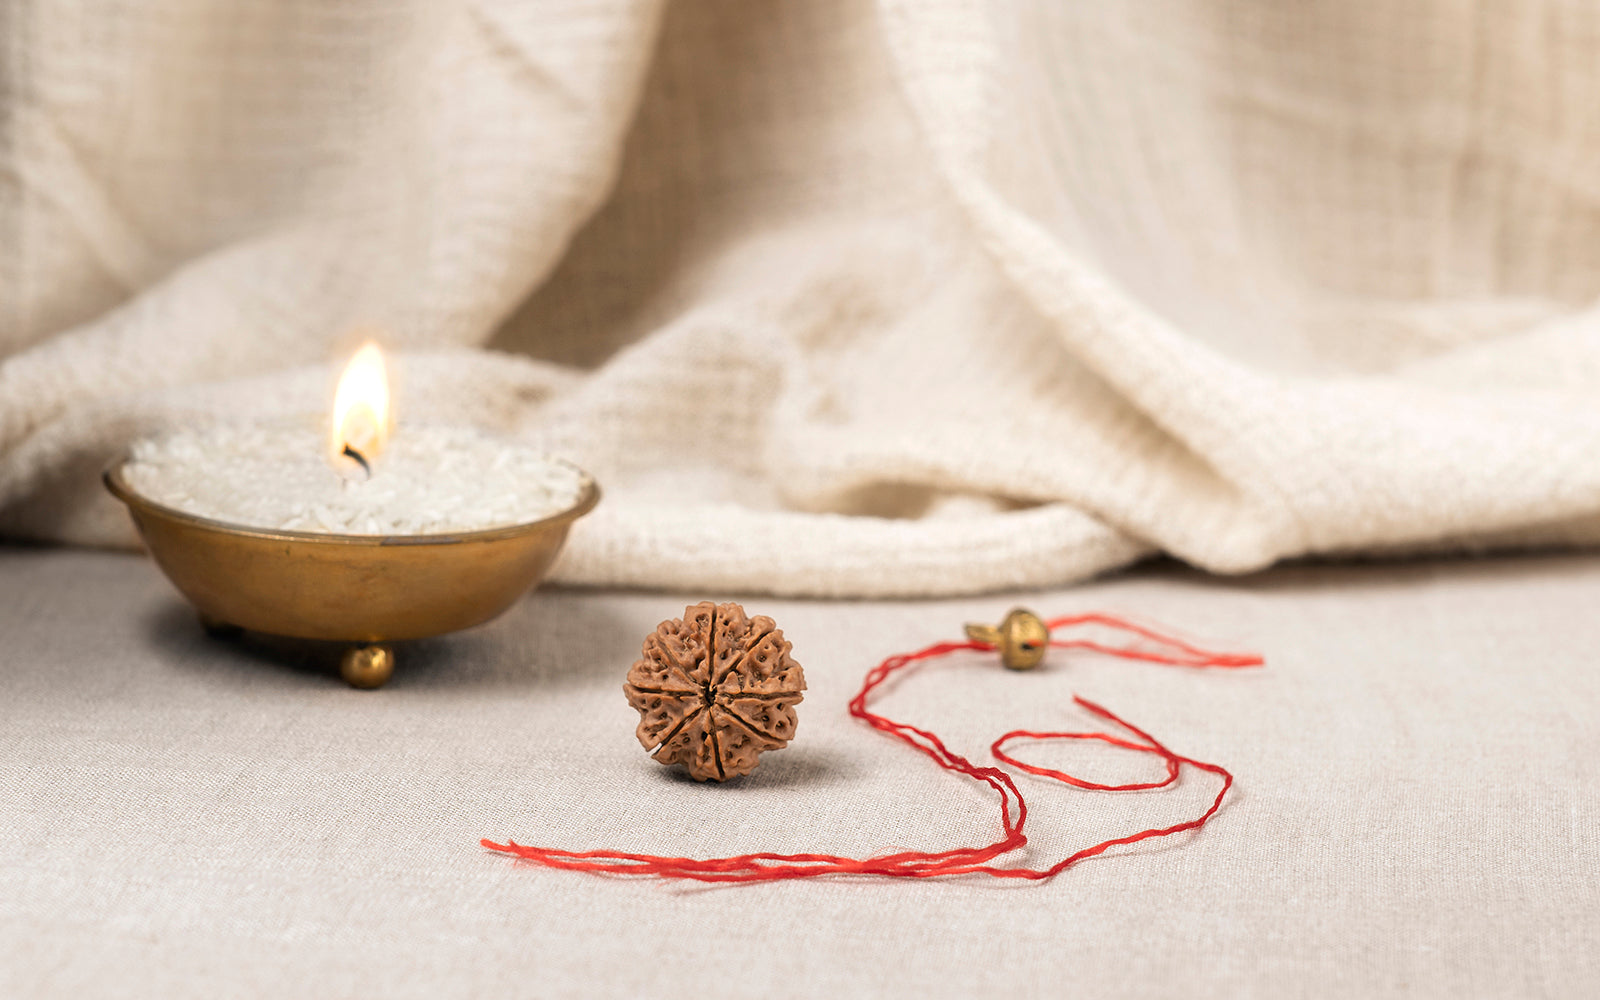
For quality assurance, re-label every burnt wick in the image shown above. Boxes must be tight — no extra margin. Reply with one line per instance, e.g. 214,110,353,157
342,444,372,479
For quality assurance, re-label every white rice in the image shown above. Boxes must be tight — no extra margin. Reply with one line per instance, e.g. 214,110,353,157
122,422,588,535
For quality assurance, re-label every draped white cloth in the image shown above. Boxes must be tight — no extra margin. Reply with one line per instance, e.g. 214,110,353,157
5,0,1600,596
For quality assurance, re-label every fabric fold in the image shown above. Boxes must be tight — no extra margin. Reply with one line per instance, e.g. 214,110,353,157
5,0,1600,595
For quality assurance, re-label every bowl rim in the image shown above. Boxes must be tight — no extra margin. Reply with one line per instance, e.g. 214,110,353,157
103,450,601,547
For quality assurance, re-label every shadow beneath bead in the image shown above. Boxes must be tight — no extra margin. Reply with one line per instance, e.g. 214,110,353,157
652,744,856,791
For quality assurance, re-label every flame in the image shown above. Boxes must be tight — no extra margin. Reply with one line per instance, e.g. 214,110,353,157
330,341,391,472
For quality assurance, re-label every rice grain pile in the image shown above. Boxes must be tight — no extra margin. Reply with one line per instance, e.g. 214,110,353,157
122,423,588,535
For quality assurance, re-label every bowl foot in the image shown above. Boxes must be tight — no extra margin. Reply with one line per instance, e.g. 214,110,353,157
340,644,395,689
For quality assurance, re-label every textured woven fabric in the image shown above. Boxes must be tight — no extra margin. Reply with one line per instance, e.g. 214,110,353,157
6,1,1600,595
2,548,1597,997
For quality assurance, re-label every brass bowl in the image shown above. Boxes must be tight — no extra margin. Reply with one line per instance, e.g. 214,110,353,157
104,454,599,688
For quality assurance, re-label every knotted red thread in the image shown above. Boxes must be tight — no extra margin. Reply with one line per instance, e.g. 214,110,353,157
483,612,1262,882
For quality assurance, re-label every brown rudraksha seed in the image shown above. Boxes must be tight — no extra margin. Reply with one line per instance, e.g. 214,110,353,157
623,601,806,781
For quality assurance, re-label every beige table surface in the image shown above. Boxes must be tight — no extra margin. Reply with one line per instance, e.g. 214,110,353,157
2,546,1596,998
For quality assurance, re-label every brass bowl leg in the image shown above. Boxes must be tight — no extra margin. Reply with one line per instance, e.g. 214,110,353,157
198,612,243,639
340,644,395,689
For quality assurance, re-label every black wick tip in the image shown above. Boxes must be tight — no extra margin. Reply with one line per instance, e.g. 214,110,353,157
342,444,372,478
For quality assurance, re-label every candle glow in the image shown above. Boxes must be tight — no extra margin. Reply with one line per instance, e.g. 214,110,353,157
330,341,392,473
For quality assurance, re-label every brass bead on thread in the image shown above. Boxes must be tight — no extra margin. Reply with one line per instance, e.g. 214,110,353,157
964,608,1050,670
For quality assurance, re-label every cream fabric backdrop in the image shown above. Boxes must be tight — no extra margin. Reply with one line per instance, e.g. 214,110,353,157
5,0,1600,596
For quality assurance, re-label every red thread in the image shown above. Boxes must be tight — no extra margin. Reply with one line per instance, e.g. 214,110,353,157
483,612,1262,882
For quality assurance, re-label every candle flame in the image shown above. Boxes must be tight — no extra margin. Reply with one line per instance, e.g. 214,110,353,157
330,341,391,473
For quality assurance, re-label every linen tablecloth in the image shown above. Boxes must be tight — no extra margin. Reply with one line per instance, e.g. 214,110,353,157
3,546,1595,997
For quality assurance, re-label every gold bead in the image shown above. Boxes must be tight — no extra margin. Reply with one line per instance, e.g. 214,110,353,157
964,608,1050,670
340,644,395,689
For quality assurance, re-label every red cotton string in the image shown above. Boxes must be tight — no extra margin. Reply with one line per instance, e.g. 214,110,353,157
482,612,1264,883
